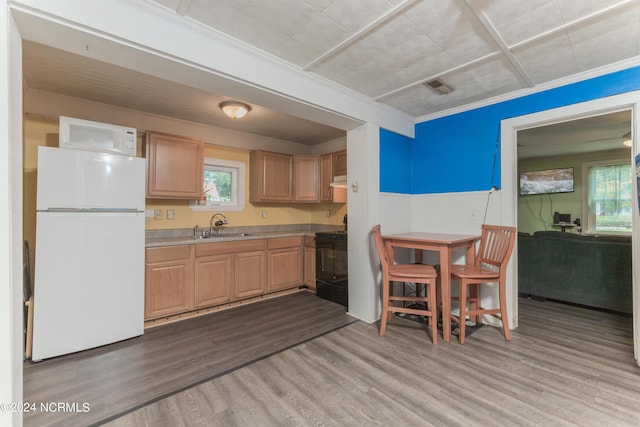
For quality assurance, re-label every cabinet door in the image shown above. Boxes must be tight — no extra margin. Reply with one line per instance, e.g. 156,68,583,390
250,150,293,202
234,250,267,299
320,153,333,202
333,149,347,177
303,239,316,290
268,246,303,291
194,254,233,308
145,258,193,319
146,131,204,199
294,155,320,202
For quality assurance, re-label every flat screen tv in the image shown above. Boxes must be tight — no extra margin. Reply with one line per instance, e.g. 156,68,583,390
519,167,574,195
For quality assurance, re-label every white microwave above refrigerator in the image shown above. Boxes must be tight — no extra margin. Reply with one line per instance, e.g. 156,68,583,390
59,116,137,156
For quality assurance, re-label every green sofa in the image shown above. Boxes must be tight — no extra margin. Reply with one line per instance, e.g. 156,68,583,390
518,231,632,314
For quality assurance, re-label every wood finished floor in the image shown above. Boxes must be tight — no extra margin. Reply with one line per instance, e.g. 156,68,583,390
23,291,355,427
104,297,640,427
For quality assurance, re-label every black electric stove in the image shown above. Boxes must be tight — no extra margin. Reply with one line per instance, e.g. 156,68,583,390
315,231,348,307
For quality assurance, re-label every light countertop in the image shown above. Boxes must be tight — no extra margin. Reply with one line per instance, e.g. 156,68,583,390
145,225,344,248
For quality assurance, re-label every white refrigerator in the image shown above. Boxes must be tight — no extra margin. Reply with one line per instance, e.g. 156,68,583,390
32,146,145,361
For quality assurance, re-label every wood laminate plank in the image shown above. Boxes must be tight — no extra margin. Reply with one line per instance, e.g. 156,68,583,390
23,291,354,427
105,298,640,427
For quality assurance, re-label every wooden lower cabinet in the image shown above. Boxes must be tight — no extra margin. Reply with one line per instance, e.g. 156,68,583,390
267,237,303,292
234,250,267,299
194,254,233,307
145,237,303,322
145,245,194,319
303,236,316,290
195,239,267,302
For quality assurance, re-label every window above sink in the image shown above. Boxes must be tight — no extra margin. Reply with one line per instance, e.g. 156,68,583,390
190,157,246,212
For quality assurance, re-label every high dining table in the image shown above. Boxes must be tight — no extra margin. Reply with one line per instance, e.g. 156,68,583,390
382,232,481,342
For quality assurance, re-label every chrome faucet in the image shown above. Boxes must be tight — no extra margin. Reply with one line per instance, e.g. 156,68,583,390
209,212,228,235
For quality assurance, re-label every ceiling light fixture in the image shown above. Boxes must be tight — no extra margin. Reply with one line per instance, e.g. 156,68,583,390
219,101,251,119
623,132,632,147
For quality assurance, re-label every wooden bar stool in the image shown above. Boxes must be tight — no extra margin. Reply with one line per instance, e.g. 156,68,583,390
449,224,517,344
372,225,439,344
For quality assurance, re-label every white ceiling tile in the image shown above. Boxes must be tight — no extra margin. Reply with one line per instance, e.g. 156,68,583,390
302,0,335,12
513,34,579,84
446,57,521,93
273,38,323,67
380,57,523,116
322,0,396,32
250,0,320,36
291,14,352,62
311,59,381,97
184,2,288,51
568,6,640,70
386,34,447,67
405,0,497,64
476,0,564,46
363,14,419,53
557,0,631,22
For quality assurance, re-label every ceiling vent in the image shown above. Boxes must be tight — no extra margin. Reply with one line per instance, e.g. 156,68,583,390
424,78,454,95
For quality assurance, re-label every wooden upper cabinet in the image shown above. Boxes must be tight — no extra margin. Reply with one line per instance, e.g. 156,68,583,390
320,153,334,202
293,155,320,202
145,131,204,199
333,149,347,177
250,150,293,202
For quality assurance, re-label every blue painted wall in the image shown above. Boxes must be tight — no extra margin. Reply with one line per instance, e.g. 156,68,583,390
380,128,413,192
380,66,640,194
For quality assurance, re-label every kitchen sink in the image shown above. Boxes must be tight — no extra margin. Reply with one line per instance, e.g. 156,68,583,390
196,232,250,239
211,232,250,238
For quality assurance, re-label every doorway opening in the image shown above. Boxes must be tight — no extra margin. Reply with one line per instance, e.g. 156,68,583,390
516,110,633,318
500,92,640,365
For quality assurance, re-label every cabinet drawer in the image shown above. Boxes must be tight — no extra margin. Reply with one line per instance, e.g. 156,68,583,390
268,236,303,250
146,245,192,262
195,239,266,256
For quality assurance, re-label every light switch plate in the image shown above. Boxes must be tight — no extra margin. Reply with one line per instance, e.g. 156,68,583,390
154,209,162,220
167,209,175,220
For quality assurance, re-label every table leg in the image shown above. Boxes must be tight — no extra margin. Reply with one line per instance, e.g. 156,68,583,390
466,242,476,264
439,247,451,342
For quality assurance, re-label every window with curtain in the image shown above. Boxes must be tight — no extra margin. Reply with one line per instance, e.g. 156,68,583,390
585,162,632,233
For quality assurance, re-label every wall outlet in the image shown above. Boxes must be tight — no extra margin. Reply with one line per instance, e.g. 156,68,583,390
261,210,267,219
326,209,331,217
167,209,175,220
154,209,162,220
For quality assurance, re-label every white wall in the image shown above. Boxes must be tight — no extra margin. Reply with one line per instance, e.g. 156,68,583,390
409,190,509,327
346,123,384,323
1,3,24,426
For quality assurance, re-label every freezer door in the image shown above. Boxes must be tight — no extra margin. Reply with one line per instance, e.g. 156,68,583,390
37,146,145,211
32,211,144,361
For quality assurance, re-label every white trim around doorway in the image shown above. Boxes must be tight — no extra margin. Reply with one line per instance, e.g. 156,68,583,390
501,91,640,365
